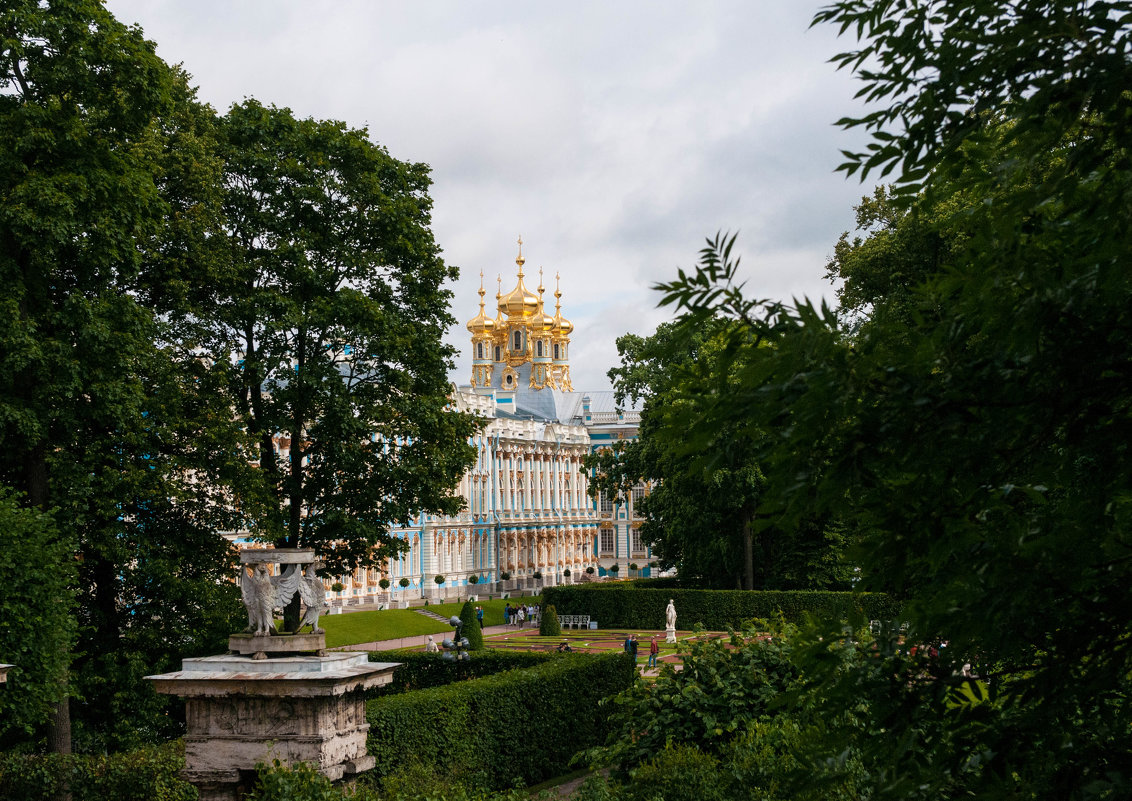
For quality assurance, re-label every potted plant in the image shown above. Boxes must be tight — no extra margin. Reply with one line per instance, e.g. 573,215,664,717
608,563,620,575
379,577,390,591
562,568,571,577
434,575,445,586
398,577,411,588
585,566,595,575
532,570,542,580
468,575,479,585
629,563,639,572
331,581,345,593
500,571,511,581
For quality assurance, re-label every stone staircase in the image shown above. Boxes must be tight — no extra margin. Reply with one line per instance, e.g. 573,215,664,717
416,608,448,623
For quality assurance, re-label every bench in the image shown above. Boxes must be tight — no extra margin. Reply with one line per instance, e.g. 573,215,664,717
558,614,591,629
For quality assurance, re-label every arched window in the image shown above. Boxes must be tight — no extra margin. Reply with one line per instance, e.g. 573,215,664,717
536,340,543,357
477,343,483,359
495,346,501,361
505,373,513,386
513,330,522,350
553,344,560,360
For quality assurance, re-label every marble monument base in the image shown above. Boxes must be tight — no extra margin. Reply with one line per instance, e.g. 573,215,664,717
229,632,327,659
147,652,398,801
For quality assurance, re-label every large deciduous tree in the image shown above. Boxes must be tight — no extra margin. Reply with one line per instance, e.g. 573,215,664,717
643,2,1132,798
212,100,479,627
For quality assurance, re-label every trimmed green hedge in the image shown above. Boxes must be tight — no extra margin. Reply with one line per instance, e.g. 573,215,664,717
366,652,635,790
540,585,900,630
368,649,557,696
0,742,193,801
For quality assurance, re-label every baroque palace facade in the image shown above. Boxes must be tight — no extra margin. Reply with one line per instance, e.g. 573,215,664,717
324,240,649,606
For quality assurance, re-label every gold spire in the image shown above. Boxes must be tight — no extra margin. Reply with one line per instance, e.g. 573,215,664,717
499,237,540,319
515,235,525,275
551,270,574,337
465,269,495,334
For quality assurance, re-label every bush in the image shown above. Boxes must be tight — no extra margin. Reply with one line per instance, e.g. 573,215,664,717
0,742,194,801
379,578,391,590
368,650,558,696
500,571,511,581
541,585,900,630
433,575,445,585
586,566,595,575
468,575,478,585
563,568,571,577
366,653,636,791
399,577,411,588
540,604,562,637
459,600,483,651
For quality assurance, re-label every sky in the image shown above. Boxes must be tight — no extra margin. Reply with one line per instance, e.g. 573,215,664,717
104,1,877,393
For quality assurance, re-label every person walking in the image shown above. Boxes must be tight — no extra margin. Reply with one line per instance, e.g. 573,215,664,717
517,606,526,628
648,636,659,668
504,603,512,626
629,635,639,663
476,605,484,630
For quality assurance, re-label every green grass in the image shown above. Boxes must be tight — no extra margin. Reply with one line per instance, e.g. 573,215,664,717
318,609,451,648
431,596,542,628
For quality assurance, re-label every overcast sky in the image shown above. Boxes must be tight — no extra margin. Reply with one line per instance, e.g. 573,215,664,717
104,1,876,393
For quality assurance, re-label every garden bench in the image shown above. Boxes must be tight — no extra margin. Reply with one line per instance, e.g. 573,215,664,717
558,614,591,629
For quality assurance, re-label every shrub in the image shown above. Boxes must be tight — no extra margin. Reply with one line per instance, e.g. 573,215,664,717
433,575,445,585
540,604,562,637
331,581,345,592
532,570,542,579
500,571,511,581
468,575,479,585
367,650,558,696
586,566,595,575
563,568,571,577
628,563,639,572
0,742,193,801
366,653,636,792
541,585,900,630
459,600,483,651
608,564,620,573
379,578,391,590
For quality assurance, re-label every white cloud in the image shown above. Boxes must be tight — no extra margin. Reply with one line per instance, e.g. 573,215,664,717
107,0,876,393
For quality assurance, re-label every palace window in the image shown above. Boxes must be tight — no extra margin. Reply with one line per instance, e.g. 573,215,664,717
631,486,647,508
513,330,522,350
632,529,642,553
554,343,560,359
600,493,614,513
536,340,543,357
495,345,501,361
477,342,484,359
600,528,614,554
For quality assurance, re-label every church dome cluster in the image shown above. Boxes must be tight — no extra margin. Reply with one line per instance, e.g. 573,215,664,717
466,237,574,392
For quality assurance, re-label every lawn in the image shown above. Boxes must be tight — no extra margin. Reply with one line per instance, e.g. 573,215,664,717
430,596,542,628
317,609,451,648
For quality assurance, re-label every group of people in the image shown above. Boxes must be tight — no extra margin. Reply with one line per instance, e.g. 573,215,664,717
623,634,661,668
503,602,538,627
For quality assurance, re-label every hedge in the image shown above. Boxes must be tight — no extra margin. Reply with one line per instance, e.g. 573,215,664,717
365,652,636,790
368,649,557,696
0,742,193,801
540,585,901,630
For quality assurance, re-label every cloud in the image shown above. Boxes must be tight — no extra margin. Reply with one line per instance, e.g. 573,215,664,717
107,0,877,393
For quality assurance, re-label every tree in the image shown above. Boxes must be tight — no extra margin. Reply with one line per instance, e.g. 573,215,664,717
209,100,480,628
458,600,483,651
0,488,76,746
586,317,849,590
647,2,1132,797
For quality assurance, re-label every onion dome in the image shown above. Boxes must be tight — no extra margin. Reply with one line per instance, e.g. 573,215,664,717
535,267,555,330
498,236,541,319
551,273,574,337
465,271,496,335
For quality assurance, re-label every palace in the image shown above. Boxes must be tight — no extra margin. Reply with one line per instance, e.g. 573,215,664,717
323,239,649,606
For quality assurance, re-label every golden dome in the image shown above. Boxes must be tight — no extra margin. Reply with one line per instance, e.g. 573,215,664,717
552,273,574,337
466,271,495,335
498,237,541,319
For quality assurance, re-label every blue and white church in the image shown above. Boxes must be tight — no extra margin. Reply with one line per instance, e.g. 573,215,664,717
325,240,651,606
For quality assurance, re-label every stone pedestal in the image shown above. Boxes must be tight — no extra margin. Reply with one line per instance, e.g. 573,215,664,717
0,663,11,685
147,651,398,801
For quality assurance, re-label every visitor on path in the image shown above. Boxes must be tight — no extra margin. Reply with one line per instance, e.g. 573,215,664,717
476,605,484,629
629,635,639,662
517,606,526,627
623,634,632,654
504,603,512,625
648,636,659,668
557,639,572,652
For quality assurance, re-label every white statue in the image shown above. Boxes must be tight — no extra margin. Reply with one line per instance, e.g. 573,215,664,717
294,561,328,634
665,599,677,644
240,564,303,636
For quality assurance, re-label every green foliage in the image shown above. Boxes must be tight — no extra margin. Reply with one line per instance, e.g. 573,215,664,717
0,742,194,801
365,653,636,791
0,488,75,744
246,761,340,801
583,628,800,772
539,604,562,637
208,99,482,592
319,609,450,649
399,577,411,588
368,649,557,696
541,585,898,630
459,600,483,651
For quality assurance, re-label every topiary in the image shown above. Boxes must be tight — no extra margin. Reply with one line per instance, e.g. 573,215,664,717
379,578,391,590
500,571,511,581
540,604,562,637
468,575,479,585
563,568,571,577
459,600,484,651
399,577,411,588
586,566,595,575
434,575,445,585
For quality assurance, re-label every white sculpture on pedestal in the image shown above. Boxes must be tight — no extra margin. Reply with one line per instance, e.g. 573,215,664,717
665,598,677,644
